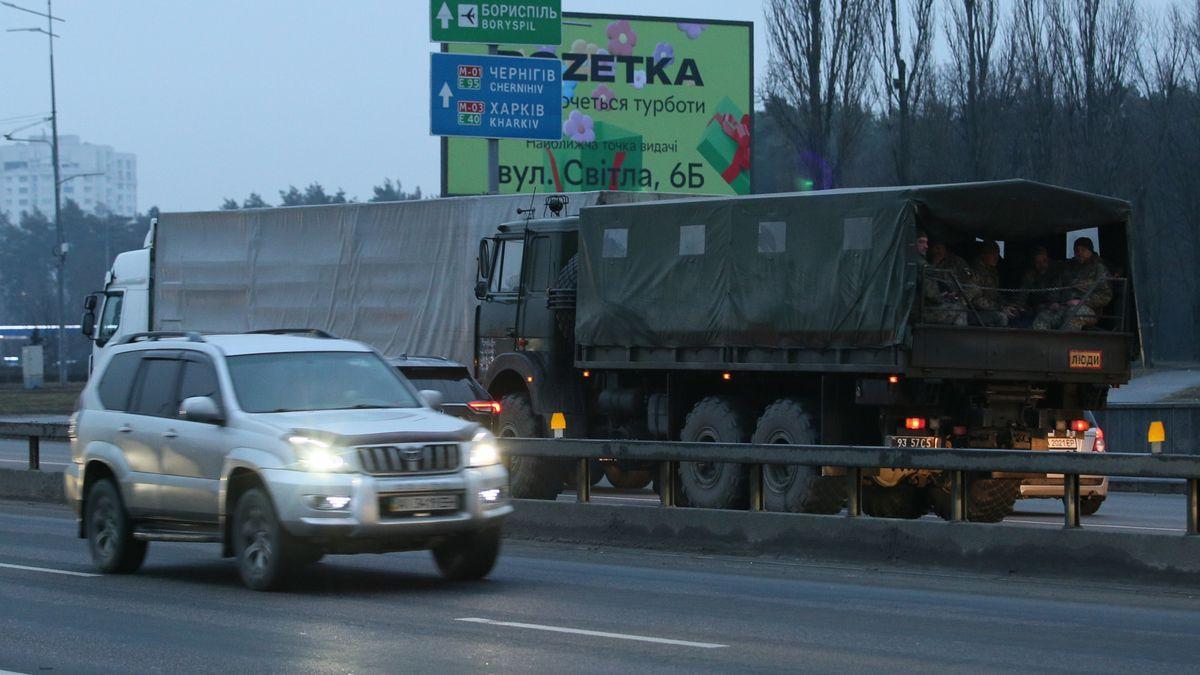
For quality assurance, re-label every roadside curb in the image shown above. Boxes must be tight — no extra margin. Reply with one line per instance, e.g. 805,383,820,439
506,500,1200,584
0,468,64,503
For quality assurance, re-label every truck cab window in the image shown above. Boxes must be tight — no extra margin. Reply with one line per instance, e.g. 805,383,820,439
97,292,124,345
491,239,525,294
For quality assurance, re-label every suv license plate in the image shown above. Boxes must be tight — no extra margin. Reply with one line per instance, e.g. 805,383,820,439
1047,437,1082,450
384,494,459,514
891,436,939,449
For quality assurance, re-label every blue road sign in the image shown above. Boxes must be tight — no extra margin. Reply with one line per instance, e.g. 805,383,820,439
430,52,561,141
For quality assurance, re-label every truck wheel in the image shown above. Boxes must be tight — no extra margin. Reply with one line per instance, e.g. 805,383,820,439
432,527,502,581
678,396,750,509
862,482,928,519
233,487,302,591
751,399,844,514
604,465,654,490
498,393,564,500
930,475,1020,523
84,478,148,574
550,254,578,342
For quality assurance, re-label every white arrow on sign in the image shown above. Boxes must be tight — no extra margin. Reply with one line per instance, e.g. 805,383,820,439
436,3,454,29
439,82,455,108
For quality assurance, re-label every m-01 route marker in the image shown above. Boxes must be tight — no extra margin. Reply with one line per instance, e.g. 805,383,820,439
431,0,562,46
430,52,562,141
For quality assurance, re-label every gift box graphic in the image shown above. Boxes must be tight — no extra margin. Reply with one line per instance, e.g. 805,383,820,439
544,121,644,192
697,96,752,195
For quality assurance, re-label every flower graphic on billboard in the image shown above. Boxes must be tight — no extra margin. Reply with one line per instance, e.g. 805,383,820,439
563,110,595,142
607,20,637,56
677,22,707,40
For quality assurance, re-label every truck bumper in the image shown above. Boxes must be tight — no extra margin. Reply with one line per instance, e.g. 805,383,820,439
260,464,512,553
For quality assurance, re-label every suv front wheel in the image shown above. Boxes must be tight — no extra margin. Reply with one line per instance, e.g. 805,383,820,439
233,487,304,591
432,527,501,581
85,478,148,574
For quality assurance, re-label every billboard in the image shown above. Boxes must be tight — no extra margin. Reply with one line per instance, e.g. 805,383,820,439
441,13,753,197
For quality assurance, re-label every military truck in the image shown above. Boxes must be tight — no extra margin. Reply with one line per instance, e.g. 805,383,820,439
475,180,1137,521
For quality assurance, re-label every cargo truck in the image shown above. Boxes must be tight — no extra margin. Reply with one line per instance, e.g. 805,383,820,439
473,180,1137,521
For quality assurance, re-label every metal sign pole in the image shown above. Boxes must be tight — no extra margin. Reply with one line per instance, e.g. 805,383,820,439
487,43,499,195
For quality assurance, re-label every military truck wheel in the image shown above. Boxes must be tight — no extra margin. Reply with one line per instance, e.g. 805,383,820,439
930,474,1020,523
751,399,844,514
604,465,654,490
678,396,750,509
498,393,564,500
84,478,148,574
1075,495,1105,517
862,482,928,519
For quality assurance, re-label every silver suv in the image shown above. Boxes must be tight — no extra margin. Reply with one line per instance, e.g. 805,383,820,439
65,331,511,590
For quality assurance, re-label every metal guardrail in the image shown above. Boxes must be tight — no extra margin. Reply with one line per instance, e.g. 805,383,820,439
0,419,70,471
497,437,1200,534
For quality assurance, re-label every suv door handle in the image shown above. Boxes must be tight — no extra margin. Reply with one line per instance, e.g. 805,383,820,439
162,430,178,439
118,425,133,433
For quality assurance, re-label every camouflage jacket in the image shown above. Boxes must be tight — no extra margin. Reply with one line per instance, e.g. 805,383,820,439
1058,256,1113,310
1014,265,1059,310
923,253,977,303
969,259,1004,311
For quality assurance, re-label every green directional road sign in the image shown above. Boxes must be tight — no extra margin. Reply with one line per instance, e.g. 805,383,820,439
430,0,561,46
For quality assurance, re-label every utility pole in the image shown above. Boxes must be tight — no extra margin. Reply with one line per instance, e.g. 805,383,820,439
47,0,67,385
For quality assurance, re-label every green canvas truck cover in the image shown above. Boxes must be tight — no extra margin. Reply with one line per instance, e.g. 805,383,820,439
575,180,1132,352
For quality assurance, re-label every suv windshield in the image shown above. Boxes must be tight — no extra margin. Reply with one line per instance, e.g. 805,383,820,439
228,351,420,413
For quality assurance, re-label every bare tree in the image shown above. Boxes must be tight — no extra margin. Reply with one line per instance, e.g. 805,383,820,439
872,0,936,183
765,0,876,188
945,0,1006,179
1006,0,1060,180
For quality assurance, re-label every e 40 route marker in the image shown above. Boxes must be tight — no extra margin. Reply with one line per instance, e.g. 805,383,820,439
430,52,562,141
431,0,561,46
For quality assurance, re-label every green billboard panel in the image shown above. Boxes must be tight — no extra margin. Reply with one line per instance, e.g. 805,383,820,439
432,0,562,46
442,14,753,197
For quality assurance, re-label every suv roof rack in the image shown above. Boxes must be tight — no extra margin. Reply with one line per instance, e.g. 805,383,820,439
247,328,338,339
117,331,206,345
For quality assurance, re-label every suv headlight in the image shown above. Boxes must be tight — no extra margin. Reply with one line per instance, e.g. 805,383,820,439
469,430,500,467
289,435,351,472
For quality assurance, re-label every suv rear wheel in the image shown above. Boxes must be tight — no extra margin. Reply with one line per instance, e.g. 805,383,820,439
85,478,148,574
233,487,304,591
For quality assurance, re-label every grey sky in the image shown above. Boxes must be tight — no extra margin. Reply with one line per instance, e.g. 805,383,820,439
0,1,768,212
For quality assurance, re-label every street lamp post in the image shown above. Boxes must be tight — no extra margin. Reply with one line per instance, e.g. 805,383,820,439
4,0,67,384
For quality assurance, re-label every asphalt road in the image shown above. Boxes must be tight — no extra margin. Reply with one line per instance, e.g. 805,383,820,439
1,500,1198,673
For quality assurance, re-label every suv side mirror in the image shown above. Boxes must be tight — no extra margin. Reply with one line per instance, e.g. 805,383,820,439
181,396,224,424
474,280,489,300
419,389,445,411
80,310,96,338
478,239,492,281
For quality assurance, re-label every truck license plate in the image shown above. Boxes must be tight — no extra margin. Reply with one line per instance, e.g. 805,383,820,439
891,436,939,449
384,494,459,514
1047,437,1082,450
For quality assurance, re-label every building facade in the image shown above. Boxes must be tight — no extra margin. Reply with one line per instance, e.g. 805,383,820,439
0,135,137,221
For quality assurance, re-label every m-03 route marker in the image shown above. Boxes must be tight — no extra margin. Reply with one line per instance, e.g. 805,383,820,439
430,52,562,141
431,0,562,46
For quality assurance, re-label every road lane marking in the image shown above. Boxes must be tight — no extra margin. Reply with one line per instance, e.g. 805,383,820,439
456,617,727,649
0,563,99,578
1005,519,1181,533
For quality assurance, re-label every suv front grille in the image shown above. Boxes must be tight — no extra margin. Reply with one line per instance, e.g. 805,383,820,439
356,444,461,475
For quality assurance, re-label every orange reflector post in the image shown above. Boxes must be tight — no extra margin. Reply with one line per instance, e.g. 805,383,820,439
1148,421,1165,443
904,417,927,431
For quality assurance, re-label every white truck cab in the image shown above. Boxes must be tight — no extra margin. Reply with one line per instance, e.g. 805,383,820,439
82,223,153,367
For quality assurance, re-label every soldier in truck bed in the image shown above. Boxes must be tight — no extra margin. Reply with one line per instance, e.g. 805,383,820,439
919,235,975,326
969,240,1016,327
1011,245,1060,327
1033,237,1113,331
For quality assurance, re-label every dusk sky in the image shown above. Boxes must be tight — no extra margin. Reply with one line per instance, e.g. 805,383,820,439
0,1,769,212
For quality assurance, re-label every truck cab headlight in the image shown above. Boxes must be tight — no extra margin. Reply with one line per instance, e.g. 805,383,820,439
469,430,500,467
289,435,350,472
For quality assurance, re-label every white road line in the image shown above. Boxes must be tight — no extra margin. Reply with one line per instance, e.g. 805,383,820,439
0,458,69,467
456,617,727,649
1006,519,1181,533
1,669,30,675
0,562,99,578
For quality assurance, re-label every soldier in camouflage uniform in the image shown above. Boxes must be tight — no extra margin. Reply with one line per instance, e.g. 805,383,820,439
969,241,1013,327
920,238,973,327
1033,237,1112,330
1012,245,1059,327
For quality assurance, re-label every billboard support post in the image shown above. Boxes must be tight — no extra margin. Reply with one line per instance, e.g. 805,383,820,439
488,43,499,195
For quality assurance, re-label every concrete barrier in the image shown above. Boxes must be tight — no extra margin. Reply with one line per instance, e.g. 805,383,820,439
507,500,1200,584
0,468,64,503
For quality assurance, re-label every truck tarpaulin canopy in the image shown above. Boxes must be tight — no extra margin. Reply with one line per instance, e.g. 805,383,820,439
575,180,1132,351
154,192,678,366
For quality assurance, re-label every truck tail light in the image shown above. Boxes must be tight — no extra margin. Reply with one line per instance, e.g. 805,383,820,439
1071,419,1090,432
1094,427,1106,452
904,417,926,431
469,400,502,415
